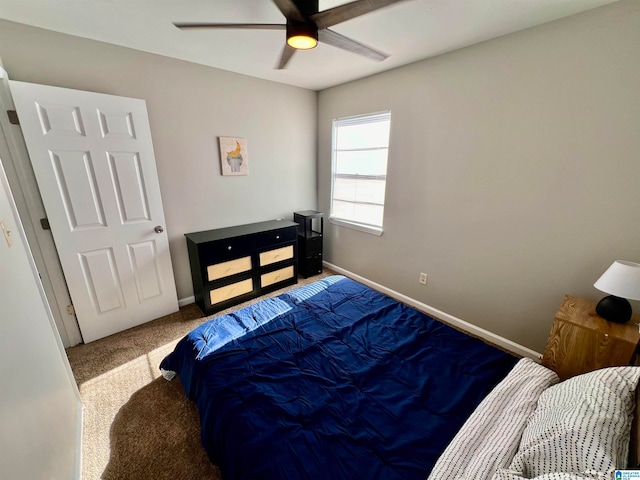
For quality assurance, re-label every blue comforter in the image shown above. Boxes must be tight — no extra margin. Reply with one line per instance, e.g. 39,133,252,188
161,276,517,479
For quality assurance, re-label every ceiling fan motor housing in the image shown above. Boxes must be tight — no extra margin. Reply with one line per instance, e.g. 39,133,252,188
287,20,319,49
295,0,320,16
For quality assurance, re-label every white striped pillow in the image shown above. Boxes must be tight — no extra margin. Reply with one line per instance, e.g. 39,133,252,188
506,366,640,477
428,358,559,480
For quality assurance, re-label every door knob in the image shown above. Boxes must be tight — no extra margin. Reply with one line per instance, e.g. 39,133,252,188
154,226,164,233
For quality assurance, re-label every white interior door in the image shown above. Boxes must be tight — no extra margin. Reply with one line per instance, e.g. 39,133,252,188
10,80,178,343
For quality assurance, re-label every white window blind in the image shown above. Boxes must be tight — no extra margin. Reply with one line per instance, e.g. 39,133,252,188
330,111,391,234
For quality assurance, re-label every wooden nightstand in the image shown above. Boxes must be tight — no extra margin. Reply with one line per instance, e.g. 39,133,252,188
542,294,640,381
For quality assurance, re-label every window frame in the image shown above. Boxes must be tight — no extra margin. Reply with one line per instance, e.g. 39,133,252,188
329,110,391,237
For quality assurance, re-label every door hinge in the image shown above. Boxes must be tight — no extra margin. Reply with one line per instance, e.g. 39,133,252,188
7,110,19,125
67,304,75,316
40,218,51,230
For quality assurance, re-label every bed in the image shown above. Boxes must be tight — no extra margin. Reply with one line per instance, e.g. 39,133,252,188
160,275,640,480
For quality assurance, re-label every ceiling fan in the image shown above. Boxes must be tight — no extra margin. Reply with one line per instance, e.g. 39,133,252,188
173,0,410,69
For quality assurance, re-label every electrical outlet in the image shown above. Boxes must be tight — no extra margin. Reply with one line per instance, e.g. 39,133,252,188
419,272,428,285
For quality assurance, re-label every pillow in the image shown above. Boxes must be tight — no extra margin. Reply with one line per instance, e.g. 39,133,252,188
427,358,559,480
505,366,640,478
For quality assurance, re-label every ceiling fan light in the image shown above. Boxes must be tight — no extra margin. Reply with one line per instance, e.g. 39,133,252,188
288,35,317,49
286,21,318,50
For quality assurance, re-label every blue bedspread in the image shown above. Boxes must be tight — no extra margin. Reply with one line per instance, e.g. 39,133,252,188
161,276,517,479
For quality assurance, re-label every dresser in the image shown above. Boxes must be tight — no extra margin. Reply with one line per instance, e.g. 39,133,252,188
541,294,640,380
185,220,298,315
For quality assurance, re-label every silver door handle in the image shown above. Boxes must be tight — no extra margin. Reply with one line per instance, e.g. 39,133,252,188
154,226,164,233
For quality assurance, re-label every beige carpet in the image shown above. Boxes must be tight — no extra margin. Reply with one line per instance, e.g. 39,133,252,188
66,272,333,480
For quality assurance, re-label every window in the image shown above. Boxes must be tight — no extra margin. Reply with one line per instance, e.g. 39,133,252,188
330,111,391,236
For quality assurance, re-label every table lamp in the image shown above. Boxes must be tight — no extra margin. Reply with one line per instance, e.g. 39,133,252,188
593,260,640,323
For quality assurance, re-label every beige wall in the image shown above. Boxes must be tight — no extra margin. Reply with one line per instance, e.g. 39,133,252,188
0,20,318,301
318,0,640,352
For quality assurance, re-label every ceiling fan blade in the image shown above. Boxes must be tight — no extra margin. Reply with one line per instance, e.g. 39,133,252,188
276,43,297,69
311,0,408,29
318,29,388,61
271,0,305,22
174,22,285,30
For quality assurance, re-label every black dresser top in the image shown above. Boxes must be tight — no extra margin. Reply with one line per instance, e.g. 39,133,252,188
185,219,298,244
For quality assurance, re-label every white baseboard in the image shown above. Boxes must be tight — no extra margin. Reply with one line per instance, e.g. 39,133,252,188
323,261,542,361
178,295,195,308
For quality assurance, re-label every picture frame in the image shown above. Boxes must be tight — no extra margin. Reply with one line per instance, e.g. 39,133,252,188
218,136,249,176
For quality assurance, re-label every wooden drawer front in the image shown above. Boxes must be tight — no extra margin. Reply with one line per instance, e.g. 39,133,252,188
304,236,322,256
202,238,252,264
300,236,322,258
261,266,295,288
255,227,296,248
210,279,253,305
542,295,640,381
207,256,252,281
300,254,322,278
259,245,294,267
543,319,636,380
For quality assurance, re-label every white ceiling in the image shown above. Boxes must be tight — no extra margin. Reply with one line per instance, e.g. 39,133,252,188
0,0,621,91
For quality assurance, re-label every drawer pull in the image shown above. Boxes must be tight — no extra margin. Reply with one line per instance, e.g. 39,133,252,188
228,245,232,251
276,235,280,239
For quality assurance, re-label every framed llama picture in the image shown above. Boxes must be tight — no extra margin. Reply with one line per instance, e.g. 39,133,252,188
218,136,249,176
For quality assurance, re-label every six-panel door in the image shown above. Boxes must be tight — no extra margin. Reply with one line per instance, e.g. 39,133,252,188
10,80,179,343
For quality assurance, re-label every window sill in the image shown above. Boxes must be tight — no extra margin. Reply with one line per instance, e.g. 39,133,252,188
329,217,383,236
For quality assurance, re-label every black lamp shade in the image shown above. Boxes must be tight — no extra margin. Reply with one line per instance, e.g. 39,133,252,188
595,295,632,323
